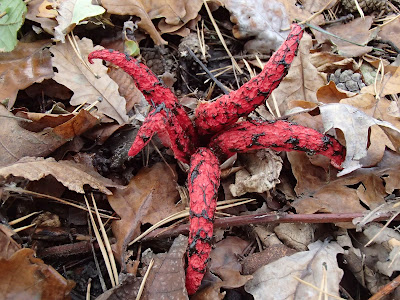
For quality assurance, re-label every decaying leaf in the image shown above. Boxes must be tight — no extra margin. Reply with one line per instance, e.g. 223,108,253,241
244,240,344,300
101,0,203,45
0,248,75,300
270,33,325,114
107,163,184,264
142,235,188,299
26,0,58,35
0,106,98,167
378,17,400,50
0,157,120,194
229,150,282,197
50,37,129,124
0,40,53,108
290,150,400,214
314,17,376,57
274,223,316,251
54,0,105,42
0,224,20,260
210,236,250,275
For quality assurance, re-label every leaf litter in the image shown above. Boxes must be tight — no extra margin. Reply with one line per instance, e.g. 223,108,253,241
1,0,400,299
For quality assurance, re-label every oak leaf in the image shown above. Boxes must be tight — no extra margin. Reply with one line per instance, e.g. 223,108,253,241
50,37,129,124
0,40,53,108
270,33,325,115
0,105,97,167
0,157,120,195
0,248,74,300
0,224,21,260
101,0,203,45
108,163,184,264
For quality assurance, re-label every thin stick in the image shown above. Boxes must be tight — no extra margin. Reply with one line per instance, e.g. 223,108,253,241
91,194,119,285
135,258,154,300
14,223,36,233
202,0,242,74
293,276,345,300
84,196,116,287
9,211,42,226
4,187,116,219
186,46,229,94
283,0,337,30
353,0,365,19
86,278,92,300
141,212,400,241
365,211,400,247
368,273,400,300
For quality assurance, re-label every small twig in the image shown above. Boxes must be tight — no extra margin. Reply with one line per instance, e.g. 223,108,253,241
136,258,154,300
0,11,6,18
84,196,116,287
202,0,243,74
9,211,42,226
141,212,400,241
186,46,229,95
368,273,400,300
86,278,92,300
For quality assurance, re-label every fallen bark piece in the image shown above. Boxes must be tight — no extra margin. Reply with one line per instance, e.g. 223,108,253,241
209,120,345,169
186,148,221,295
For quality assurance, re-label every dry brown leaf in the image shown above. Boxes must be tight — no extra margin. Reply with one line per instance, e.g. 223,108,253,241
142,235,188,299
0,248,75,300
50,37,129,124
289,150,400,214
210,236,250,276
26,0,58,35
316,81,355,103
0,40,53,108
270,33,325,115
0,106,98,167
101,0,203,45
379,17,400,50
107,66,145,113
242,245,297,275
0,157,120,195
108,163,184,264
315,17,376,57
0,224,21,260
15,112,75,132
310,51,355,73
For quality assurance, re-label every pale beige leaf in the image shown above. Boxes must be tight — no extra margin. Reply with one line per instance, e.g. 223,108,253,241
245,240,344,300
54,0,105,42
319,103,400,175
0,40,53,108
0,157,120,195
50,37,129,124
270,33,325,115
